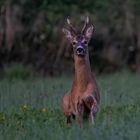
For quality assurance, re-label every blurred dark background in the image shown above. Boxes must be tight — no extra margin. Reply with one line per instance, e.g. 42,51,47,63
0,0,140,78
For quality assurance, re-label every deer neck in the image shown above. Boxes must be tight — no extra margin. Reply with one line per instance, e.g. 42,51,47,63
73,50,93,91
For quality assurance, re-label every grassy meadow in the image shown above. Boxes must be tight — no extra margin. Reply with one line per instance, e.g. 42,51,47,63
0,71,140,140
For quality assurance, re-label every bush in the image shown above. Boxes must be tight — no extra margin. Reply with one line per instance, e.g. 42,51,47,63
3,63,33,80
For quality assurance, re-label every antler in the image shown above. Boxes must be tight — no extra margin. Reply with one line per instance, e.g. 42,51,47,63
66,18,76,35
81,16,89,34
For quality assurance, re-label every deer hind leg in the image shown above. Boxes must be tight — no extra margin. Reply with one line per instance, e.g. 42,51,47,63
66,115,72,124
66,113,75,125
62,92,72,125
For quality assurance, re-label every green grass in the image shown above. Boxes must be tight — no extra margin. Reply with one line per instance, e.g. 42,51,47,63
0,71,140,140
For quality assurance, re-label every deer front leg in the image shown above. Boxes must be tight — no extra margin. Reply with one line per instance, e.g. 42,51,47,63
75,101,84,127
89,100,99,125
89,105,95,125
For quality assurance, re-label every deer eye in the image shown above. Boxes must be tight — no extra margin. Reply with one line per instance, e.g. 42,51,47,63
72,41,76,46
83,40,88,45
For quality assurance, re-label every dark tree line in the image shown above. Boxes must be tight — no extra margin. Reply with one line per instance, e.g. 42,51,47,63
0,0,140,76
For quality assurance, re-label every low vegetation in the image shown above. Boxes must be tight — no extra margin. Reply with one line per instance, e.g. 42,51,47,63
0,71,140,140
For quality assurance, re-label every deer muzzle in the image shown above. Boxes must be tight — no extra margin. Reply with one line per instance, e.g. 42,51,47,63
76,46,85,56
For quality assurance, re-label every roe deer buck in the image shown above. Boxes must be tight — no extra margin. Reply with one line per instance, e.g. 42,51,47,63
62,17,100,127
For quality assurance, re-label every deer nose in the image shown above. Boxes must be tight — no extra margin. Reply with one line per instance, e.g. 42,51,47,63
76,46,85,55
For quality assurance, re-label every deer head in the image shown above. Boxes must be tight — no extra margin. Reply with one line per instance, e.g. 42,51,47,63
62,16,94,57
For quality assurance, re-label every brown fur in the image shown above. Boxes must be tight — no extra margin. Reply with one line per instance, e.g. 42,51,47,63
62,17,100,127
62,50,100,126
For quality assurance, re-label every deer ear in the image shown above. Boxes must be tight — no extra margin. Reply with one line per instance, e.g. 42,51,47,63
62,28,73,41
85,25,94,40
